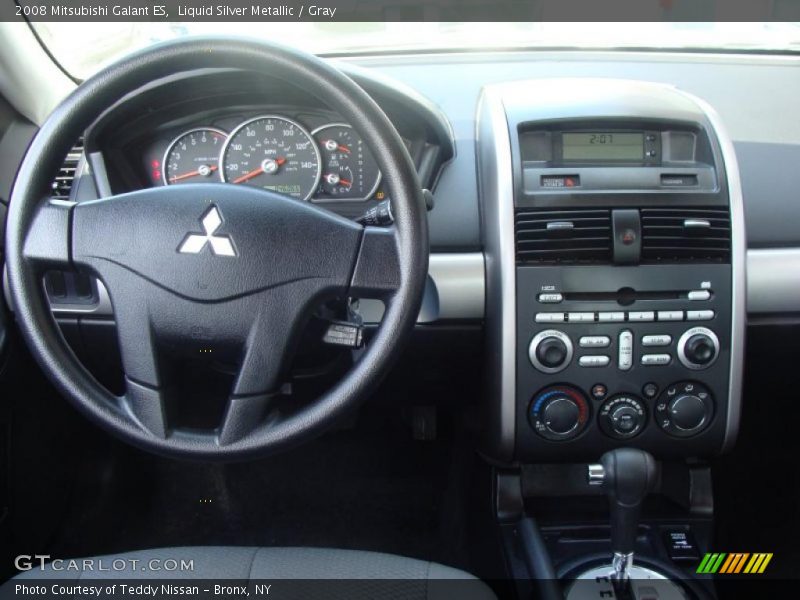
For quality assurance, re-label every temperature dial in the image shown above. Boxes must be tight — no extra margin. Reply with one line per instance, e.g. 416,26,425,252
529,385,589,441
656,381,714,438
598,395,647,439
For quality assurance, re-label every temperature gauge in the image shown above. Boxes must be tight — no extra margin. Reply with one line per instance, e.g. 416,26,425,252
312,123,381,201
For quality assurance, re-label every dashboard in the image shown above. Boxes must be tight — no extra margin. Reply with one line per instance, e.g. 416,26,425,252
86,68,453,220
152,117,385,203
3,47,800,468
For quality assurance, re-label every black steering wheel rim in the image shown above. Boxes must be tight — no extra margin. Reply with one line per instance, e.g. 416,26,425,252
5,37,429,460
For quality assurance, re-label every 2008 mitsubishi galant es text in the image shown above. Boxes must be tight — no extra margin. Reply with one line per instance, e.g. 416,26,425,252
0,16,798,600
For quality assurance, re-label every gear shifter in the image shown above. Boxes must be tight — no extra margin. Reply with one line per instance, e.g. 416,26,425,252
588,448,659,592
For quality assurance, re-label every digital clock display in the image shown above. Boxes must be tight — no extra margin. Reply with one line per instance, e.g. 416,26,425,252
562,132,644,161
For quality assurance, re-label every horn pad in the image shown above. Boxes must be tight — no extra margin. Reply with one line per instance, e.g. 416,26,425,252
72,183,363,302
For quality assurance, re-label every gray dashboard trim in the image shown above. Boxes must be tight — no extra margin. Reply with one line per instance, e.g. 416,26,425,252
4,253,484,324
747,248,800,315
676,89,747,455
356,252,484,324
476,86,517,462
7,249,799,321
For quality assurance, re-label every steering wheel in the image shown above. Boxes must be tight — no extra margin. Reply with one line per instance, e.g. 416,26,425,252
5,38,429,460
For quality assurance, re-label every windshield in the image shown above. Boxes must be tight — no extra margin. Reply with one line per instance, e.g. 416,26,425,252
34,21,800,79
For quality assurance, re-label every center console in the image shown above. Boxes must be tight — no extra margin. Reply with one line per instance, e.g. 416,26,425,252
478,78,745,464
477,79,745,598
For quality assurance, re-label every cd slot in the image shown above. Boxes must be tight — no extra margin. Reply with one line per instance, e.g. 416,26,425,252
563,290,686,304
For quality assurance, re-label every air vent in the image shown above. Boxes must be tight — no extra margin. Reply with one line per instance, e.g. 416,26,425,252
50,139,84,200
641,207,731,263
515,208,612,264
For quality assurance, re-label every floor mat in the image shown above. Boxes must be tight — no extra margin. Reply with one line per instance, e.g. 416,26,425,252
45,422,474,572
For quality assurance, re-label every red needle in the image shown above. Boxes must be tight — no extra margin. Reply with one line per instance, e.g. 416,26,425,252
324,141,351,154
232,166,264,184
339,178,352,186
231,158,286,185
169,165,217,183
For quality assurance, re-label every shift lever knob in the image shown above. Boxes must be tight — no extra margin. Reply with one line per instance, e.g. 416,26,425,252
588,448,659,583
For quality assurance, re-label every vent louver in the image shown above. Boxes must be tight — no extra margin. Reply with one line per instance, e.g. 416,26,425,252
50,139,84,200
515,208,613,264
641,207,731,263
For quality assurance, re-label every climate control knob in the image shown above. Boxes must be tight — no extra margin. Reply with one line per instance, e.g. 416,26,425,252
656,381,714,437
677,327,719,370
598,394,647,439
529,385,589,441
529,330,573,373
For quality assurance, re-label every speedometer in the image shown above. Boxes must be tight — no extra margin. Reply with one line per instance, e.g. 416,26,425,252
220,116,321,201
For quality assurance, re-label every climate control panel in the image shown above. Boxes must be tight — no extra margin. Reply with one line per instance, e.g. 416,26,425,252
515,264,732,460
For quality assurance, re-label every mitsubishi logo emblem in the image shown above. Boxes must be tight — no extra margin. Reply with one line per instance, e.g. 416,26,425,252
178,206,236,257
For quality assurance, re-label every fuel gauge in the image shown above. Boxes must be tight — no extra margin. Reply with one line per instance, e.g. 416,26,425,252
312,123,381,201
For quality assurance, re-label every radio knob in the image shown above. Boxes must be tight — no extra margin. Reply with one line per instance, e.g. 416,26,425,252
656,381,714,437
536,337,569,368
678,327,719,370
529,385,589,441
529,330,573,373
684,335,716,366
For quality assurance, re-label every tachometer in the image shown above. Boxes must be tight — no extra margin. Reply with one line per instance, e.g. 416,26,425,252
163,128,226,185
312,123,382,201
220,116,321,201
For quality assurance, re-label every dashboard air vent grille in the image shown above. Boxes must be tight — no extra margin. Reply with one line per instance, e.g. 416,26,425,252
50,139,84,200
641,207,731,263
515,208,613,264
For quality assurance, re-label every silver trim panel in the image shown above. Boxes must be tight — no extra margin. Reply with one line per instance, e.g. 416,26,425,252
476,85,517,461
355,253,485,324
679,89,748,454
7,248,798,321
747,248,800,314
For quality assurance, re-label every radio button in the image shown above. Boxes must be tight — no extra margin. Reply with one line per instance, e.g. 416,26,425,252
642,334,672,347
688,290,711,301
568,312,595,323
641,353,672,366
598,312,625,323
658,310,684,321
538,293,563,304
629,311,655,322
618,330,633,371
686,310,715,321
535,313,565,323
580,336,611,348
579,355,610,367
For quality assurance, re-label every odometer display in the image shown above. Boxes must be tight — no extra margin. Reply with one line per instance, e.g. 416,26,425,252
221,116,321,201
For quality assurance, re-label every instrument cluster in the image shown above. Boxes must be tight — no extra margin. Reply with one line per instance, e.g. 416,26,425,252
145,114,386,203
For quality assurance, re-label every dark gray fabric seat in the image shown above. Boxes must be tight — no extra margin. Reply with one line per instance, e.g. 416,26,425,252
10,546,496,600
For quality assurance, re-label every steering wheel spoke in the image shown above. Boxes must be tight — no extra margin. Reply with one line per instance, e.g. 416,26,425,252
125,378,168,439
22,199,73,269
349,226,402,299
218,393,276,446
